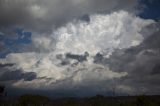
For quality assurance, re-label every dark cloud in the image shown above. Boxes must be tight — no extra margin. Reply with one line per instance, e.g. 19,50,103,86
66,52,89,62
55,52,89,66
0,70,36,81
151,64,160,75
0,69,37,81
93,53,104,64
0,63,13,68
0,63,37,81
92,23,160,94
0,0,139,33
60,59,71,66
80,14,90,22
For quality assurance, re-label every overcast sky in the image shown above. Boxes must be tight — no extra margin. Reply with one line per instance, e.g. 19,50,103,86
0,0,160,97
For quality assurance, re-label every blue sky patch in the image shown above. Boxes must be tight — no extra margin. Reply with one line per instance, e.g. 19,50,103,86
0,28,32,57
139,0,160,21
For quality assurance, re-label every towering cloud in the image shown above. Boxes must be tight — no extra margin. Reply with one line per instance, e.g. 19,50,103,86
0,0,160,97
0,9,157,96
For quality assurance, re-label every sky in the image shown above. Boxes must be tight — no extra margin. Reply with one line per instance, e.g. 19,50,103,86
0,0,160,98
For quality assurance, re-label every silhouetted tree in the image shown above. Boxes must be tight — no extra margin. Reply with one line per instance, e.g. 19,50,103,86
0,85,5,97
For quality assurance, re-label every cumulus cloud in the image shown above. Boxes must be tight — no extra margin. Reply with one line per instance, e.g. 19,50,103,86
94,24,160,95
55,11,153,54
0,10,156,96
33,10,154,53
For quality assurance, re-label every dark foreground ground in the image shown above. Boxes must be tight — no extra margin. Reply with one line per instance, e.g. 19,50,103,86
0,95,160,106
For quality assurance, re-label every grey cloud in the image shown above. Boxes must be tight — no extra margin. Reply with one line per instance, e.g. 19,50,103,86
151,64,160,75
60,59,71,66
55,52,89,66
93,53,104,64
90,22,160,95
0,0,139,33
80,14,90,22
55,54,70,66
94,22,160,71
0,63,13,68
0,63,37,81
66,52,89,62
106,24,160,94
0,69,37,81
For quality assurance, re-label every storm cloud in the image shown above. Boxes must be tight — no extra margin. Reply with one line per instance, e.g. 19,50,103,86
0,0,160,97
0,0,139,33
93,24,160,95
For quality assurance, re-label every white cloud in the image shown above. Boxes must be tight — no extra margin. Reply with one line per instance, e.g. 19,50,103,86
0,10,154,92
53,10,154,55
